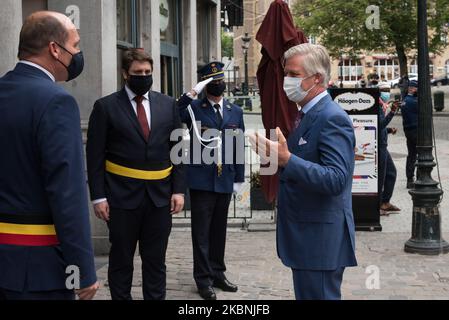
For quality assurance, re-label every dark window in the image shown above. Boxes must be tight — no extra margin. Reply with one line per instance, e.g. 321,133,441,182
117,0,139,87
160,0,182,97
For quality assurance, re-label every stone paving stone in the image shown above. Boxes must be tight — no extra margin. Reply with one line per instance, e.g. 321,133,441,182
93,135,449,300
388,295,409,300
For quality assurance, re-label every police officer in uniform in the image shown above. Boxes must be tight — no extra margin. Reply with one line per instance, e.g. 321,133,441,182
177,62,245,300
401,80,419,189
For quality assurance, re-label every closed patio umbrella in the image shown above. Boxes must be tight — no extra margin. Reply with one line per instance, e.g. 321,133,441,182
255,0,307,203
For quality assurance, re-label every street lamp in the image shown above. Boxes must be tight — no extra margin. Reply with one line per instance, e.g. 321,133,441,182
404,0,449,255
241,32,251,96
338,52,344,88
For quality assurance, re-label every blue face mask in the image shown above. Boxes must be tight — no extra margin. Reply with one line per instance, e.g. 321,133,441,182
55,42,84,82
380,92,390,102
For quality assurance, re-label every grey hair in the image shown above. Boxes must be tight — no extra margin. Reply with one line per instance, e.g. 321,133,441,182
284,43,331,88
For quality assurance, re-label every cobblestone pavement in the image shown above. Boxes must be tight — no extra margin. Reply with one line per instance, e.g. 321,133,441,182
94,135,449,300
94,230,449,300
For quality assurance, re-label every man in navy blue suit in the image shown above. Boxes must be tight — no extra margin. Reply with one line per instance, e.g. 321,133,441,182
0,11,98,300
176,62,245,300
249,44,357,300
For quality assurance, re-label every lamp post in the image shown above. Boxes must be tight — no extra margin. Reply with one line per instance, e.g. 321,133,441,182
338,53,343,88
242,32,251,98
404,0,449,255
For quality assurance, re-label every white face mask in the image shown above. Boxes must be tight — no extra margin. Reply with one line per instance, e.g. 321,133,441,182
283,75,317,104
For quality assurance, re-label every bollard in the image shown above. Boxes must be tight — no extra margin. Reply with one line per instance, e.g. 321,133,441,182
433,90,444,112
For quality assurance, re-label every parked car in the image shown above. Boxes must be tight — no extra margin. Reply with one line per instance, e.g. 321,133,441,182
390,73,418,88
431,76,449,86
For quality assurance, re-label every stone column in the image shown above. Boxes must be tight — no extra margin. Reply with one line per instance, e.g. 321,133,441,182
140,0,161,91
0,0,22,76
182,0,198,91
47,0,117,120
48,0,118,255
211,0,222,62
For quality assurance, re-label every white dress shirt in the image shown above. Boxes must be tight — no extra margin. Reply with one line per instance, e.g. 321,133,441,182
18,61,55,82
301,90,328,114
208,98,224,118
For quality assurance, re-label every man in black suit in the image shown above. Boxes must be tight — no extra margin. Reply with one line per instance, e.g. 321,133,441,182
86,49,185,300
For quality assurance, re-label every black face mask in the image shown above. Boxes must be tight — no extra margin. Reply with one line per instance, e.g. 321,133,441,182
207,81,226,97
127,74,153,96
55,42,84,82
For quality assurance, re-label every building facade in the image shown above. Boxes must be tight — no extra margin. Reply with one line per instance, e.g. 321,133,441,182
230,0,449,89
0,0,222,254
230,0,272,91
332,50,449,87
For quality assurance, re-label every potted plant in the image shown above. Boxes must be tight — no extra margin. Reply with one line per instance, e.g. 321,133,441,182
250,171,274,210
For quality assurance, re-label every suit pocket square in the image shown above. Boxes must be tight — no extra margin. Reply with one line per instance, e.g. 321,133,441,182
298,138,308,146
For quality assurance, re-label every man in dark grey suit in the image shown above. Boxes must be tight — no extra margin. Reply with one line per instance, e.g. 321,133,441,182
86,49,185,300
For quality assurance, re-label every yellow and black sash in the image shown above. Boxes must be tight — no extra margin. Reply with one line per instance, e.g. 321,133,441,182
0,213,59,247
105,156,173,181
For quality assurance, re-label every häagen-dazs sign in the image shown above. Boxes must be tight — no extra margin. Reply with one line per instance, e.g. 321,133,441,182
334,92,376,111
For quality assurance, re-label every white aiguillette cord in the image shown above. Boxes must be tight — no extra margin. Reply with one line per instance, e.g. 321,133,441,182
186,104,222,163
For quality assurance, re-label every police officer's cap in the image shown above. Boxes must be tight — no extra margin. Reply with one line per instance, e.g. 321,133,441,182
198,61,225,81
409,80,418,88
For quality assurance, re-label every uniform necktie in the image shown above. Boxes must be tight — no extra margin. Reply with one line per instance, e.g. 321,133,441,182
293,110,305,130
134,95,150,141
214,104,223,128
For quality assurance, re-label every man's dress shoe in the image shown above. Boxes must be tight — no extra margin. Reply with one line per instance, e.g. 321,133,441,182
198,286,217,300
212,278,238,292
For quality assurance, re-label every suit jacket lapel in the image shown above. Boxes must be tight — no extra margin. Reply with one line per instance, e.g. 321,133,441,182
289,94,330,148
296,95,330,138
117,88,146,142
221,99,232,129
148,91,160,144
202,98,220,127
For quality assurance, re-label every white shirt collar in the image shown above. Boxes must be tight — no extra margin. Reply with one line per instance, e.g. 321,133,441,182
125,85,150,102
301,90,328,114
19,61,55,82
207,98,223,110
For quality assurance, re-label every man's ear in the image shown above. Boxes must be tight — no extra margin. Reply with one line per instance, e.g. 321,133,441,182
48,42,60,60
122,70,128,81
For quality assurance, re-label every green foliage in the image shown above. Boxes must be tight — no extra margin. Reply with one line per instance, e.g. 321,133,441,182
221,30,234,58
292,0,449,74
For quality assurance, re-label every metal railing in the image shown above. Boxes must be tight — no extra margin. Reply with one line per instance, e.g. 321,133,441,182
175,130,276,229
